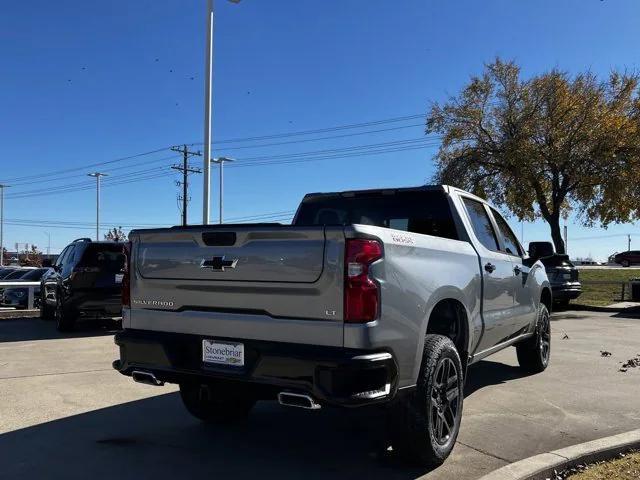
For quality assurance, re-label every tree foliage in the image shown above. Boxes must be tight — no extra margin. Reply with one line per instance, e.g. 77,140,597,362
426,59,640,253
104,226,128,242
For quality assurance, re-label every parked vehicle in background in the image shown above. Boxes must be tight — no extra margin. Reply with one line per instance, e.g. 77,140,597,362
0,267,38,297
0,268,20,279
528,241,581,307
40,238,126,331
114,185,552,467
613,250,640,267
1,268,51,309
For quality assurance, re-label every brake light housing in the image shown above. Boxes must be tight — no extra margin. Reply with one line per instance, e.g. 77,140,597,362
122,241,132,308
344,239,382,323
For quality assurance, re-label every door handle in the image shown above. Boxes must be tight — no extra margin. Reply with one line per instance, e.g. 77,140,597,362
484,262,496,273
514,265,522,276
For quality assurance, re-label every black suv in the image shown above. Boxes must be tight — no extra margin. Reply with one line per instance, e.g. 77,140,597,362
40,238,126,331
528,241,581,307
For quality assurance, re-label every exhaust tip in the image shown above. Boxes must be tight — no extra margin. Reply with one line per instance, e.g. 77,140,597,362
278,392,321,410
132,370,164,386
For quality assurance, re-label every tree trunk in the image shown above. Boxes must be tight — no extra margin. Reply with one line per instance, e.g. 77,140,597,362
548,216,566,254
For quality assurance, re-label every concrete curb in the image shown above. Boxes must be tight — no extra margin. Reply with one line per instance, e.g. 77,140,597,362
0,310,39,320
476,429,640,480
569,304,640,313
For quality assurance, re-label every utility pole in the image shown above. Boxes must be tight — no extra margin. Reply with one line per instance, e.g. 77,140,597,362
0,184,8,267
171,145,202,226
628,234,631,252
43,231,51,256
202,0,242,225
564,225,568,255
211,157,234,224
87,173,108,241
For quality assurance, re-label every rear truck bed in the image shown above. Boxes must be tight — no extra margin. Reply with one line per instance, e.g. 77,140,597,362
113,223,402,406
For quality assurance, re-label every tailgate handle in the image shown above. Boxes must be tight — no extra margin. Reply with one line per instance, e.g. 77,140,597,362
202,232,236,246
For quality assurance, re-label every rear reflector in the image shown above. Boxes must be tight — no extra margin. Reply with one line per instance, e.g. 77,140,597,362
344,239,382,323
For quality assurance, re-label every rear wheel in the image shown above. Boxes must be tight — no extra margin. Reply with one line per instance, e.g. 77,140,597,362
390,334,463,467
55,297,77,332
179,383,256,424
516,304,551,373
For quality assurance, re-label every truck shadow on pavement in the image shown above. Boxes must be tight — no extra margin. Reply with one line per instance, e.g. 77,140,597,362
0,392,425,480
464,360,531,397
0,360,525,480
0,317,118,343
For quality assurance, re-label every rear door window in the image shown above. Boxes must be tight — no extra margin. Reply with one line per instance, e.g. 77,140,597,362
462,199,500,251
490,209,523,257
294,190,459,240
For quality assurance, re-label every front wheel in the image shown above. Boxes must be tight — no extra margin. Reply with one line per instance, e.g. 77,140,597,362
55,298,77,332
516,304,551,373
390,334,464,467
622,260,630,267
179,383,256,424
40,293,54,320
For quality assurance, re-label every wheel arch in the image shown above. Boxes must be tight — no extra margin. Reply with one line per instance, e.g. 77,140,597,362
410,287,475,384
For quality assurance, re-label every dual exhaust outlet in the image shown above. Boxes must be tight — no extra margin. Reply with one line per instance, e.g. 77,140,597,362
132,370,320,410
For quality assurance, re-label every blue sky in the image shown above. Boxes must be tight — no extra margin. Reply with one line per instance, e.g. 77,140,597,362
1,0,638,260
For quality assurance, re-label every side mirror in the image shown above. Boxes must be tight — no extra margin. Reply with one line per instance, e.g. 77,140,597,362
42,259,53,267
528,241,555,260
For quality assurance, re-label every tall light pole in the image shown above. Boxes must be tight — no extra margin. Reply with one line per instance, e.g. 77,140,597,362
87,173,108,241
211,157,234,224
0,184,8,267
202,0,242,225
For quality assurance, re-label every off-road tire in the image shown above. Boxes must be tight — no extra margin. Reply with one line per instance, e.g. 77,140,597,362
516,304,551,373
179,383,256,424
390,334,464,467
55,297,77,332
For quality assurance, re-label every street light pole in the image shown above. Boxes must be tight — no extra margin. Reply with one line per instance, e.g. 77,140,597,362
0,184,8,267
202,0,214,225
211,157,234,224
202,0,242,225
87,173,108,241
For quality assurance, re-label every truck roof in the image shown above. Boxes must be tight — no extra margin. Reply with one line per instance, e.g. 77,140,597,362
301,184,448,199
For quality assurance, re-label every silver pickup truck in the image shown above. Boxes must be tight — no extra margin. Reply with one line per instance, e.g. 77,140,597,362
114,185,551,466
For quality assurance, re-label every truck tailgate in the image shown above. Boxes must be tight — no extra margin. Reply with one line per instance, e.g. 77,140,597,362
128,225,346,343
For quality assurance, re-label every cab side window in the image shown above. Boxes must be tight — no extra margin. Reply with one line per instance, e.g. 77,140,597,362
462,198,500,251
491,209,523,257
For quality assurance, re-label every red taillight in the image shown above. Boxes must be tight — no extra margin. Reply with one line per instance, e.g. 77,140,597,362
344,239,382,323
122,241,132,307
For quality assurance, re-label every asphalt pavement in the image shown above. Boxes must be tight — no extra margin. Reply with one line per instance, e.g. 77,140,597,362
1,310,639,480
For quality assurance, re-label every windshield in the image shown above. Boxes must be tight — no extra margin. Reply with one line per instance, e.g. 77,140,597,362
0,269,19,279
19,268,49,281
3,270,30,280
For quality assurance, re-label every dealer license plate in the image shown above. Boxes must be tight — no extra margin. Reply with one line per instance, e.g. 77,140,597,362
202,339,244,367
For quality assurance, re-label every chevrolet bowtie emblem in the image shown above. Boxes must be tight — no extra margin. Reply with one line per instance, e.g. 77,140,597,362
200,256,238,271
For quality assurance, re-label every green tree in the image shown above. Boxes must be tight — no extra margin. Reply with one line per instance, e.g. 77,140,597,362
426,59,640,254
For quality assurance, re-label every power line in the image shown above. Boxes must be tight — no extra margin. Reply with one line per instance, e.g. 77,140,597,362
1,114,427,185
5,158,180,198
5,139,437,200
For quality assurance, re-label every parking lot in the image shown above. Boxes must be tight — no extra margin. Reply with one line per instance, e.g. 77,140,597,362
1,310,639,480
